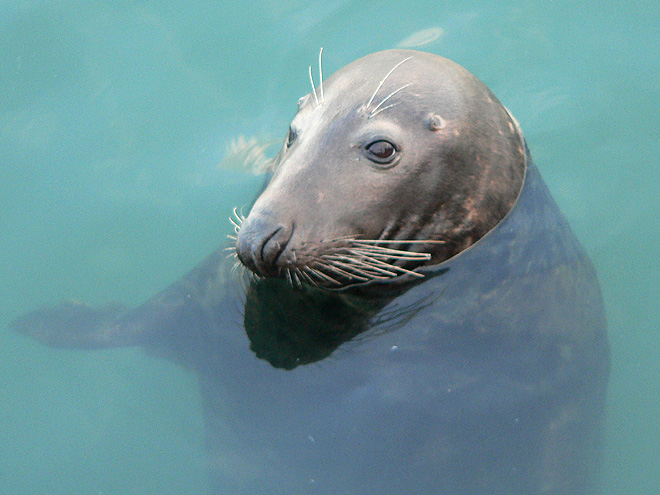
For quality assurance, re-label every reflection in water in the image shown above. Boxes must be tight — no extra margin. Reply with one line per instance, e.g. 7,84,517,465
243,270,443,370
13,161,609,494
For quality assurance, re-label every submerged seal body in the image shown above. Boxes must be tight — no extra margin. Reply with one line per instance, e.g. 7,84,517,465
13,50,609,495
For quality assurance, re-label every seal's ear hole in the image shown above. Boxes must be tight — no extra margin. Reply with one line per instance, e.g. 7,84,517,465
425,115,445,132
365,140,397,165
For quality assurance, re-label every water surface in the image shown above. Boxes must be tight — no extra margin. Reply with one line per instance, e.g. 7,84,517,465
1,1,658,493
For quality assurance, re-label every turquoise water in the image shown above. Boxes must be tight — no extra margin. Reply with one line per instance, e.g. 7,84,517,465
1,1,658,494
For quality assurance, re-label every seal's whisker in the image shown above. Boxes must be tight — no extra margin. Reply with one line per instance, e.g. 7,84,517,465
349,248,430,262
357,255,425,278
318,47,325,104
318,261,371,282
323,258,391,280
354,239,445,244
291,268,302,288
336,256,399,277
229,209,245,233
285,267,294,287
369,102,400,119
309,66,319,106
366,56,413,110
230,259,243,275
320,234,362,244
323,252,395,270
349,245,425,256
305,266,342,286
351,243,432,258
348,248,428,261
237,206,247,222
313,262,351,280
232,206,246,223
225,251,238,260
297,267,318,287
227,234,238,241
369,83,412,118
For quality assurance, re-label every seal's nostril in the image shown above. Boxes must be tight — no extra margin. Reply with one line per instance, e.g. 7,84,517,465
236,218,293,277
261,229,282,267
258,225,293,273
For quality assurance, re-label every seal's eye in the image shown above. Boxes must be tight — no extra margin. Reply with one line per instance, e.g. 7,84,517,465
285,126,298,149
365,140,397,164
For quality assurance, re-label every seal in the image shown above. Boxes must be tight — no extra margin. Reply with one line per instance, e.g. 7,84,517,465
12,49,609,495
235,50,526,289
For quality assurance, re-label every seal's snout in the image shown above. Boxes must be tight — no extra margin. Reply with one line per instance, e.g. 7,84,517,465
236,216,293,277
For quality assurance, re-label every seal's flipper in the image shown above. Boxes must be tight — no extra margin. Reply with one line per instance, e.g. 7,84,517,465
12,247,233,351
11,300,133,349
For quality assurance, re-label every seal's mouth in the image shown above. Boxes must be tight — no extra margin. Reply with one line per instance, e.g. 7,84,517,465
231,207,444,289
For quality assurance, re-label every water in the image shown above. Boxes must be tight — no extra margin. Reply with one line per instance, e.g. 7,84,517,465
1,1,658,493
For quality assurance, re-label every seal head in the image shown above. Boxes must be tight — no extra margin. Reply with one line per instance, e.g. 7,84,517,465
236,49,526,288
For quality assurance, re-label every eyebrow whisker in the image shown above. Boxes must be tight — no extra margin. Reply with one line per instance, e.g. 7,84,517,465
366,56,413,110
308,65,319,106
318,47,324,104
369,83,411,118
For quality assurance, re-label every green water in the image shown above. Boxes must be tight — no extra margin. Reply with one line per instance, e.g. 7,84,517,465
1,1,658,493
